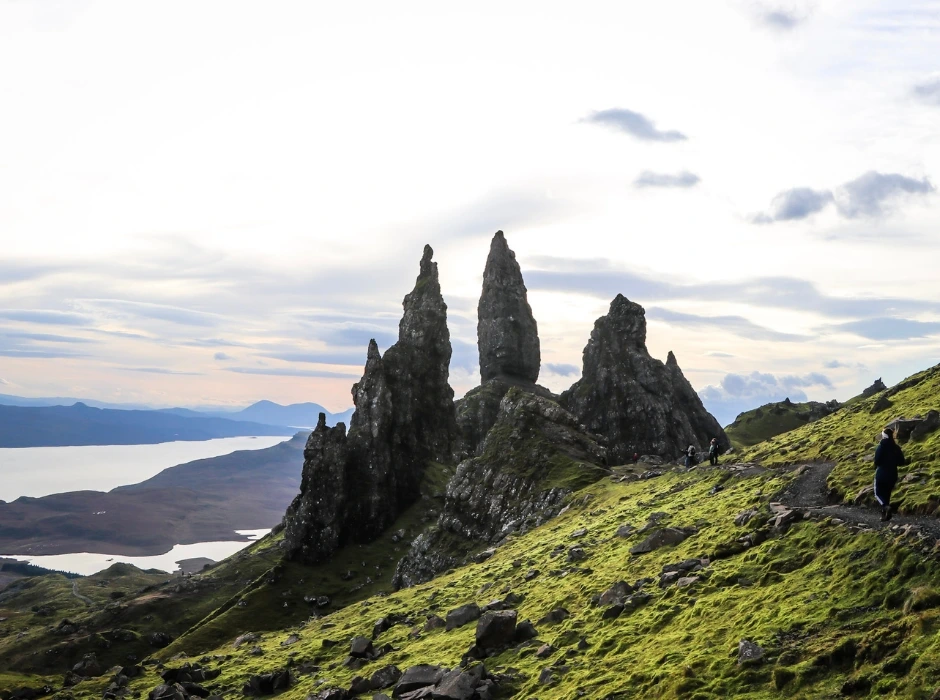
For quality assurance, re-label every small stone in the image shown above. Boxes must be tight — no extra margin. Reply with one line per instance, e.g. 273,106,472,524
569,528,588,539
615,524,635,538
737,639,765,665
536,644,554,659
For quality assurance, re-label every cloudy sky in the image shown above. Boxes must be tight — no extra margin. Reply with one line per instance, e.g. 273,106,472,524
1,0,939,425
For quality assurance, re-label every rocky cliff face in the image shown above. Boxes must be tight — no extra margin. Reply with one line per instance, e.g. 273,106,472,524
561,294,727,463
456,232,549,459
283,246,456,564
393,388,607,588
477,231,540,384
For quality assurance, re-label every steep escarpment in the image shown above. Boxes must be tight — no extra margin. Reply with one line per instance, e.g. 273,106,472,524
283,246,456,564
394,388,607,588
562,294,728,463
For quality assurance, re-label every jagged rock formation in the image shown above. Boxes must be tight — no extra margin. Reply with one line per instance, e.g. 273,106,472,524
477,231,540,384
283,246,456,564
393,388,607,588
456,231,549,459
862,378,888,398
561,294,727,463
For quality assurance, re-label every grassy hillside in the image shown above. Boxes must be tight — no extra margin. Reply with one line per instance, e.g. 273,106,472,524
742,363,940,515
39,465,940,699
2,366,939,698
725,399,841,449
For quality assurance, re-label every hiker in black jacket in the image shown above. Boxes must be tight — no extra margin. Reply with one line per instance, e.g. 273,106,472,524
874,427,905,521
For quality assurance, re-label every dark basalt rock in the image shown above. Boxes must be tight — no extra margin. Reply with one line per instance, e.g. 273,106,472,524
861,377,888,398
393,389,607,588
477,231,540,384
283,246,456,564
454,377,556,460
561,294,727,463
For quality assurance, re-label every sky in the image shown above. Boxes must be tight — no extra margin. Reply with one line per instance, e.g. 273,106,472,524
1,0,939,426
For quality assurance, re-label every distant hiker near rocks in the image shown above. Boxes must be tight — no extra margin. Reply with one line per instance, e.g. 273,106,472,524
708,438,720,466
632,452,639,465
685,445,696,468
874,427,905,522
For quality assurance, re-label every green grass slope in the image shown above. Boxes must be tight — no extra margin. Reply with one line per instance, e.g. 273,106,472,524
742,363,940,515
56,464,940,700
725,399,841,449
5,366,940,698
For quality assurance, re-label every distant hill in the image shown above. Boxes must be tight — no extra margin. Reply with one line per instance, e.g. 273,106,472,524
162,400,354,428
0,393,355,429
725,397,842,448
0,433,307,555
0,403,295,448
0,392,152,410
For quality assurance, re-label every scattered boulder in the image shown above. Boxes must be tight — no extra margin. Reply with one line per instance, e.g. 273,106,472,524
148,684,187,700
615,524,635,538
71,653,103,678
870,394,893,414
233,632,259,648
370,665,403,690
393,665,445,697
244,670,291,696
629,527,694,554
445,603,481,631
911,410,940,441
432,664,486,700
474,610,518,656
566,546,587,563
424,615,446,632
598,581,633,606
350,636,375,659
737,640,765,666
537,608,570,625
148,632,173,648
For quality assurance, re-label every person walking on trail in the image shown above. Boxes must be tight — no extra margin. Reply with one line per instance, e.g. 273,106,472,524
708,438,720,466
874,427,905,522
685,445,696,468
632,452,639,465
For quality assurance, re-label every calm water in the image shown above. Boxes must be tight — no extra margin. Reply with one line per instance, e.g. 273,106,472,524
0,529,271,576
0,436,286,501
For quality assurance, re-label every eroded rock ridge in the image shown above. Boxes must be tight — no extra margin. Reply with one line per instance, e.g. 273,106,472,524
283,245,455,564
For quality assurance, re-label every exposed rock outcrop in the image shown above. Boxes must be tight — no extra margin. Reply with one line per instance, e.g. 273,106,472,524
283,246,456,564
477,231,540,384
393,388,607,588
862,378,888,398
561,294,727,463
456,231,550,459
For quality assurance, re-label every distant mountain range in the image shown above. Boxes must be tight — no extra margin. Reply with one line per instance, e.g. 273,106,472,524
0,394,354,446
0,403,297,448
159,400,354,429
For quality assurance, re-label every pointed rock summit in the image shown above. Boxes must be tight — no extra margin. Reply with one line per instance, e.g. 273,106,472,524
562,294,727,463
283,246,455,564
477,231,540,383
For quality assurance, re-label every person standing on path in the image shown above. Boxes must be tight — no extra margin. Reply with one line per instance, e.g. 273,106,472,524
874,427,905,522
708,438,720,466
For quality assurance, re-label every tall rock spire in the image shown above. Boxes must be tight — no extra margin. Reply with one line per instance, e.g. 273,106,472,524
283,245,456,564
477,231,540,383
